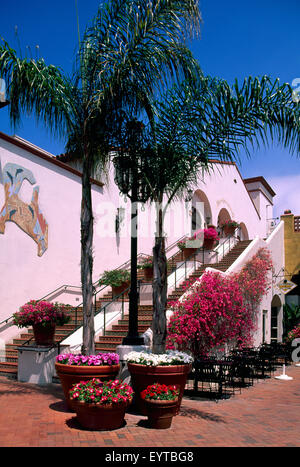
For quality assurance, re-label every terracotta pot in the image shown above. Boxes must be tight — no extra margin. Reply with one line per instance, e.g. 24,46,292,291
223,225,235,236
143,267,154,281
203,238,215,250
144,398,178,429
182,248,197,260
32,323,56,346
127,363,192,415
55,363,120,411
111,282,130,298
72,400,129,431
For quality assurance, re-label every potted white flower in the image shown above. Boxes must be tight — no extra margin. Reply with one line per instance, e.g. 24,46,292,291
124,350,193,415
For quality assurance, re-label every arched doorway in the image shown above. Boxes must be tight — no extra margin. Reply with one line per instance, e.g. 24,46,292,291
191,190,212,235
271,295,282,343
217,208,231,238
239,222,249,240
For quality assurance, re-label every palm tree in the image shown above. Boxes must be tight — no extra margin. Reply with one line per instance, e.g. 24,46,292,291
134,74,300,353
0,0,202,354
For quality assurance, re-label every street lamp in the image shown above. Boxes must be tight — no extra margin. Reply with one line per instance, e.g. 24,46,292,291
113,120,152,346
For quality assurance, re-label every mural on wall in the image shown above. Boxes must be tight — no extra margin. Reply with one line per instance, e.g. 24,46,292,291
0,162,48,256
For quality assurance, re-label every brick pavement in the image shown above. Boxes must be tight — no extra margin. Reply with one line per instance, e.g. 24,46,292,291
0,365,299,448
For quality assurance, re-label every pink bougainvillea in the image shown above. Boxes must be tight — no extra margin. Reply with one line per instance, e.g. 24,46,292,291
166,247,273,357
233,247,273,325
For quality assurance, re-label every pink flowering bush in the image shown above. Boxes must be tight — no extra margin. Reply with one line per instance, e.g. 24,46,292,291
166,247,273,357
167,271,252,356
13,300,71,328
56,352,119,366
69,378,133,405
287,325,300,342
233,247,273,324
177,228,219,250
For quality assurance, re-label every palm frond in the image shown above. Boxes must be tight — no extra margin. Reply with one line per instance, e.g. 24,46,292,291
0,40,76,138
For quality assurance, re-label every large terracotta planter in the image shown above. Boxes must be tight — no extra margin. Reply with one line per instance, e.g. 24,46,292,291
182,248,198,260
32,323,56,346
203,238,215,250
72,400,129,431
143,267,154,281
111,282,130,298
127,363,192,415
144,398,178,429
223,225,235,236
55,363,120,411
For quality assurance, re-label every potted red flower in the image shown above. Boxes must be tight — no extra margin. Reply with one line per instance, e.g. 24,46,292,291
137,256,154,281
69,378,134,431
12,300,71,346
55,353,120,410
141,383,179,429
220,220,240,237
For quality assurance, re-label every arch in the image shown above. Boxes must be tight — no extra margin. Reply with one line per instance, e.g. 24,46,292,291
217,207,231,228
191,190,212,234
239,222,249,240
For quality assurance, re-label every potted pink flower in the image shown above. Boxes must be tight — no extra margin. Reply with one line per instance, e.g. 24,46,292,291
55,352,120,411
137,256,154,281
69,378,134,430
192,228,219,250
12,300,71,346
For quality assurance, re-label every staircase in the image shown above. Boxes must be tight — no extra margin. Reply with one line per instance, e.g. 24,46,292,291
0,239,251,378
0,306,87,378
96,240,251,352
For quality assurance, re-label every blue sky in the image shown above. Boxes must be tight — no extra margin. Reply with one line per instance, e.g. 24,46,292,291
0,0,299,217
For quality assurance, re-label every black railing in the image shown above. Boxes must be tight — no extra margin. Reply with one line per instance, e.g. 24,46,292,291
168,234,239,292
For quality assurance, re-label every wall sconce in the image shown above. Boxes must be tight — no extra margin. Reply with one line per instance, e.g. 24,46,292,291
206,216,211,225
115,207,125,234
185,189,194,202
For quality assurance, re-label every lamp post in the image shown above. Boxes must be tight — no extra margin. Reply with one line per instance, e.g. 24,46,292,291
122,174,144,346
113,120,151,346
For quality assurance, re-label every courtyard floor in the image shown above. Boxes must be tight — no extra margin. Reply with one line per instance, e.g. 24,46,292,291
0,364,299,449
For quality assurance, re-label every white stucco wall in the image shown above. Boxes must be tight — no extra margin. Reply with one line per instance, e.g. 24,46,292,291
0,135,275,345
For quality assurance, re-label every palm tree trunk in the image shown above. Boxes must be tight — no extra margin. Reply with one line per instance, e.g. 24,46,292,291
81,151,95,355
152,203,168,354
